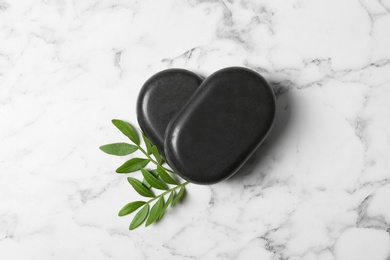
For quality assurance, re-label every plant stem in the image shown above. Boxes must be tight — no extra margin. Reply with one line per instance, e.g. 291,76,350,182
137,145,175,173
146,182,189,204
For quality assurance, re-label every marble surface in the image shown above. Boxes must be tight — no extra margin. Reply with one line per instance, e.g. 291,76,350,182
1,0,390,259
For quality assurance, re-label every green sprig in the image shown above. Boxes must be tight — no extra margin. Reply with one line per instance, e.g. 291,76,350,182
100,119,189,230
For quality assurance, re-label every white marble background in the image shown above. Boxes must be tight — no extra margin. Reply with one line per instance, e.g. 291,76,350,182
1,0,390,259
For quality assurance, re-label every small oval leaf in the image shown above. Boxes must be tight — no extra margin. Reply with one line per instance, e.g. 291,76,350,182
99,142,138,156
146,196,164,227
127,177,154,197
112,119,140,145
151,145,162,165
116,158,150,173
171,186,185,207
159,191,175,219
157,166,178,185
142,132,153,155
129,204,149,230
141,169,168,190
118,201,146,217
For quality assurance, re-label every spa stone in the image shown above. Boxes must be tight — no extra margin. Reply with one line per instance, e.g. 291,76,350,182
164,67,276,184
137,69,203,158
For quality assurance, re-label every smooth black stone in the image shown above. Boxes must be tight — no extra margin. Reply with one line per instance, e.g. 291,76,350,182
164,67,276,185
137,69,203,158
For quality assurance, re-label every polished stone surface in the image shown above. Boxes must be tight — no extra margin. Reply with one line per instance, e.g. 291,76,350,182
137,68,202,158
165,67,275,184
1,0,390,259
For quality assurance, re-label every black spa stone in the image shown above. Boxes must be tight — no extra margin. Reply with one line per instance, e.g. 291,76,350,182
164,67,276,185
137,69,203,158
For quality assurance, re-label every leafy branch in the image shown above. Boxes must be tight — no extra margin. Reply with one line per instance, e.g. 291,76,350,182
100,119,189,230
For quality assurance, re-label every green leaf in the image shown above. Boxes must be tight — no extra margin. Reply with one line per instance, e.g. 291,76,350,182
149,169,159,177
112,119,140,145
118,201,145,217
142,178,151,189
127,177,154,197
146,196,164,227
116,158,150,173
142,132,153,155
157,165,178,185
159,191,175,219
141,168,168,190
151,145,162,165
129,204,149,230
99,142,138,156
171,186,185,207
144,170,158,188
